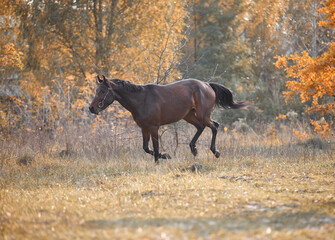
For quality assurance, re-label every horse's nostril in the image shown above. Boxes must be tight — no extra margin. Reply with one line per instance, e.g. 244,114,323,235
89,106,94,113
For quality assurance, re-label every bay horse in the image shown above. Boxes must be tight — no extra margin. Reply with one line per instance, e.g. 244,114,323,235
89,75,248,163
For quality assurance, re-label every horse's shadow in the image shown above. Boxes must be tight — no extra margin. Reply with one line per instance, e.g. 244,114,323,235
83,210,335,235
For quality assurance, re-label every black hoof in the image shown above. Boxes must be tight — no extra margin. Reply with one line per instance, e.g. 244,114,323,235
214,151,220,158
161,153,171,159
190,144,198,157
191,148,198,157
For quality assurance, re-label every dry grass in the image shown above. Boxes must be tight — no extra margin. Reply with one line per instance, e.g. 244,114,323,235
1,123,335,239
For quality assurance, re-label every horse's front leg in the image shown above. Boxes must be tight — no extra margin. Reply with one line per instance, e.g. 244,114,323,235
150,127,171,163
142,128,154,156
151,131,159,163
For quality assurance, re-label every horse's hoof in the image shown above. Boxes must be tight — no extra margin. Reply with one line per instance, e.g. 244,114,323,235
161,153,171,159
191,148,198,157
214,151,220,158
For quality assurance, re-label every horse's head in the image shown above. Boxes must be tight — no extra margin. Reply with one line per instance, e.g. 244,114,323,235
89,75,116,114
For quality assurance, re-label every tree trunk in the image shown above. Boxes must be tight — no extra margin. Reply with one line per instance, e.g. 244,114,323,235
93,0,103,69
311,0,317,57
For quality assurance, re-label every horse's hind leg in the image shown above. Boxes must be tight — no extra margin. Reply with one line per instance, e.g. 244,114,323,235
209,120,220,158
197,112,220,158
184,111,205,156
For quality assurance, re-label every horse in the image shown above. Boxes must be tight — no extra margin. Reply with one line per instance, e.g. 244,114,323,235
89,75,248,163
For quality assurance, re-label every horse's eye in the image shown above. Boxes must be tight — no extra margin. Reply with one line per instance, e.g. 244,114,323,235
101,90,106,94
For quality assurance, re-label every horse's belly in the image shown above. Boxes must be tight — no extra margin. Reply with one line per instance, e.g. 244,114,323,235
160,114,186,125
159,100,193,125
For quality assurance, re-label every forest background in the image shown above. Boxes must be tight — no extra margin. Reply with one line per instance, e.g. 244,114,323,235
2,1,335,238
1,0,334,140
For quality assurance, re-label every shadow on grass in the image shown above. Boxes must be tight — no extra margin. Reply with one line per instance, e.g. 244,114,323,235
83,211,335,235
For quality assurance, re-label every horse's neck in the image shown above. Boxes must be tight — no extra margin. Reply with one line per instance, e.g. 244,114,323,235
115,89,143,115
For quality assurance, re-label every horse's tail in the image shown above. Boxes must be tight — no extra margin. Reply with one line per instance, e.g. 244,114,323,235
209,82,249,109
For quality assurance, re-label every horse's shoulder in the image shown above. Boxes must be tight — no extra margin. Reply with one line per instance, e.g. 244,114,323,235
142,84,162,97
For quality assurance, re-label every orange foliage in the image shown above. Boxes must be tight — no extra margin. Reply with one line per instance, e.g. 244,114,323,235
275,114,287,120
0,0,188,134
115,0,187,84
319,0,335,27
293,129,310,140
0,43,24,72
0,0,24,72
310,118,333,139
275,0,335,115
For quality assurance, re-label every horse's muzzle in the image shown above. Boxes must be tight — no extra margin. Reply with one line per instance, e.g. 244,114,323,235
89,106,97,114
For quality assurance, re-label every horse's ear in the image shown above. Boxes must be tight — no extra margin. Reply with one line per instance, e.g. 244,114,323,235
97,75,103,84
102,75,107,82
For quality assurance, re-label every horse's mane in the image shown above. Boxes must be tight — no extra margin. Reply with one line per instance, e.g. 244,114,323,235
111,79,143,92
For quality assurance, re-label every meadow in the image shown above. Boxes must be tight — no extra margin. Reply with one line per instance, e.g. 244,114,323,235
1,121,335,239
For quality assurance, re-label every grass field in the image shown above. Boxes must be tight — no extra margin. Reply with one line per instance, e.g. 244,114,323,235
1,124,335,239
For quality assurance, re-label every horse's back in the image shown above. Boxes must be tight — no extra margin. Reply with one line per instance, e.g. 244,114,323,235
142,79,216,125
146,79,213,101
164,78,209,89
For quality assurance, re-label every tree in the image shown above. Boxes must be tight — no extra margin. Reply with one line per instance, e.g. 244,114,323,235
243,0,291,114
0,0,188,134
182,0,250,84
276,0,335,118
0,0,25,134
0,0,24,77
